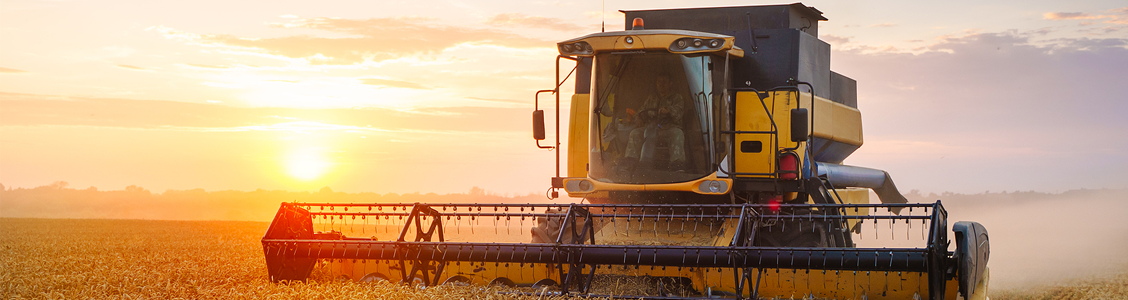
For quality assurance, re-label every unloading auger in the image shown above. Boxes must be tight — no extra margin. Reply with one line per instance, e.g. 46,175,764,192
262,3,990,299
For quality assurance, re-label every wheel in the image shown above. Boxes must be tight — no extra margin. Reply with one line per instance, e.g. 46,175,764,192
488,277,516,288
532,278,558,291
441,275,471,286
359,272,388,282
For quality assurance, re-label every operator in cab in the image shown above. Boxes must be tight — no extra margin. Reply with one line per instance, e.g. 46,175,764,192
621,72,688,172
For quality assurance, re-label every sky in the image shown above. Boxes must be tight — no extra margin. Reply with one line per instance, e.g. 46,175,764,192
1,0,1126,195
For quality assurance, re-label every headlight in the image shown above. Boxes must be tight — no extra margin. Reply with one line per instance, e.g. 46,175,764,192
559,41,593,56
697,180,729,194
565,179,596,193
669,38,726,53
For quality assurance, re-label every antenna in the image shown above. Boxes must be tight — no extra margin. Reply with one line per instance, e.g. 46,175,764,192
601,0,605,32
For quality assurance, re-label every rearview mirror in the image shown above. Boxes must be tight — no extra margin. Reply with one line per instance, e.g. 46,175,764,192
533,110,546,140
790,108,808,142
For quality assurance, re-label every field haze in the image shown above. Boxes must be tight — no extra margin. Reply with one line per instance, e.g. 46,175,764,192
1,184,1126,298
909,189,1128,290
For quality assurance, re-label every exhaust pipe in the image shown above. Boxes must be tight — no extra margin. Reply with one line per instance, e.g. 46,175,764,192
815,162,908,211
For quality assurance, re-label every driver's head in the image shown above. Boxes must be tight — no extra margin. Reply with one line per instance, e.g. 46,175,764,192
655,73,672,95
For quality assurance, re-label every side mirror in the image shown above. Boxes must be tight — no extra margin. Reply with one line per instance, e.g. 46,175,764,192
533,110,546,140
790,108,808,142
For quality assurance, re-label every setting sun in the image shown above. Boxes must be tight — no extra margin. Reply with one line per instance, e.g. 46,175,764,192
285,148,331,180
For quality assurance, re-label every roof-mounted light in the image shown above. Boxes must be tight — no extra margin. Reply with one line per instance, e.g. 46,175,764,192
632,18,644,30
559,41,593,56
670,38,725,53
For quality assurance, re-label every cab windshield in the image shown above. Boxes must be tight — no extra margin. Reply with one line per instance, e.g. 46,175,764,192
589,52,727,184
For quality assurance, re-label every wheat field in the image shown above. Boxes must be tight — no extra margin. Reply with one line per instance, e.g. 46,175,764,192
0,219,561,299
2,218,1124,299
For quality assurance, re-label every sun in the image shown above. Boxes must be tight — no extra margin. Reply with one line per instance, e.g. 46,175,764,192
285,148,331,180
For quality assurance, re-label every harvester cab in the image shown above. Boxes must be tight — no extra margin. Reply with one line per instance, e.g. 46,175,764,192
263,3,991,300
537,4,905,210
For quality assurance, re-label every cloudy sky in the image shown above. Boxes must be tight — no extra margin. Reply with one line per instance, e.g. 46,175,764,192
1,0,1126,195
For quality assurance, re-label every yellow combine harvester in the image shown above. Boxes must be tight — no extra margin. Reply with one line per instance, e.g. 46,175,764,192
262,3,991,299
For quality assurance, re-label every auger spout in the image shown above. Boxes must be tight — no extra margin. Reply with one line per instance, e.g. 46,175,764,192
815,162,909,208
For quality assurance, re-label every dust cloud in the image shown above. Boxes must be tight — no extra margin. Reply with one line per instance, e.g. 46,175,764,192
906,189,1128,289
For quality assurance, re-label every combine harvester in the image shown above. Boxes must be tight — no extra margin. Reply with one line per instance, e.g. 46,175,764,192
262,3,991,299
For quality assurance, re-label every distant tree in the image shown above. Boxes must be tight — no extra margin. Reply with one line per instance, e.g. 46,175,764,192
469,186,485,196
125,185,148,193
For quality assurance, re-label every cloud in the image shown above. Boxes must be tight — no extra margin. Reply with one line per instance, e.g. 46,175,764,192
0,67,27,73
154,17,549,65
485,13,585,31
115,64,149,71
1043,12,1098,20
359,78,430,90
868,23,897,28
833,31,1128,192
182,63,229,69
0,92,526,134
820,34,851,45
465,96,525,104
207,120,395,133
1029,28,1054,35
582,10,623,20
1044,9,1128,25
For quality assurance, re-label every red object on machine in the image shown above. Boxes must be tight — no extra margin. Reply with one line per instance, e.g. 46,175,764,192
779,153,799,180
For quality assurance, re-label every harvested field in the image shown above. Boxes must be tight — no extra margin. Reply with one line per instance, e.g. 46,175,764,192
991,273,1128,300
0,218,558,299
3,217,1126,299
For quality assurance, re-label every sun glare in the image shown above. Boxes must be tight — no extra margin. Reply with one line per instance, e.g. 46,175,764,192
285,149,330,180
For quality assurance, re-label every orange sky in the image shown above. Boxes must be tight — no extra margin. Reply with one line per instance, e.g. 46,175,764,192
2,0,1126,195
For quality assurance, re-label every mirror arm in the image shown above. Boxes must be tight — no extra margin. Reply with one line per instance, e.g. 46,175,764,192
534,89,555,149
